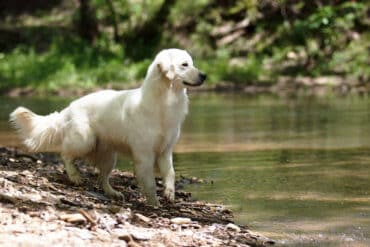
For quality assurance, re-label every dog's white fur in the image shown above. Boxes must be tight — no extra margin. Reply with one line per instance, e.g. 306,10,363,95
10,49,205,205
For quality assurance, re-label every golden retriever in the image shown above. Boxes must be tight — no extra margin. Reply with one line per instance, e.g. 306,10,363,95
10,49,206,205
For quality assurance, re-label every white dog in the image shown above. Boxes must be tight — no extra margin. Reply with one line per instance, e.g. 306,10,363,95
10,49,206,206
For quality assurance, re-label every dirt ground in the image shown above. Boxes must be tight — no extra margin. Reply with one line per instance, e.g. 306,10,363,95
0,147,274,246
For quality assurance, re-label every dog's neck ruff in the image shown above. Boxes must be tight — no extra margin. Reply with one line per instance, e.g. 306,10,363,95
141,64,187,102
139,67,189,132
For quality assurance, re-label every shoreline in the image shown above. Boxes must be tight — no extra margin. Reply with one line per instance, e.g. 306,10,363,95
0,147,274,246
3,75,369,98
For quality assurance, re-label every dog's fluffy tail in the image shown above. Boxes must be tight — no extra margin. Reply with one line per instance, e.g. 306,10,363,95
9,107,64,152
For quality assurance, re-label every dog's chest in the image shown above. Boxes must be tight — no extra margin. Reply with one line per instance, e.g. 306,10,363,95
161,92,188,128
154,92,188,151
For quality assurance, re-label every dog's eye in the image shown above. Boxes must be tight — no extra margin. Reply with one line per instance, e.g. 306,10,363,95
182,62,188,67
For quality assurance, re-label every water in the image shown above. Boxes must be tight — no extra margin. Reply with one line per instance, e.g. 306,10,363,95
1,93,369,246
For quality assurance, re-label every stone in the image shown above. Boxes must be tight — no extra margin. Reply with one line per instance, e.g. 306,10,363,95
170,217,192,225
134,213,151,223
226,223,241,232
118,233,133,242
60,213,86,224
130,230,153,241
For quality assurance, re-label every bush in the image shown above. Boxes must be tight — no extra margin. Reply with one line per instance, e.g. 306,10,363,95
0,37,152,93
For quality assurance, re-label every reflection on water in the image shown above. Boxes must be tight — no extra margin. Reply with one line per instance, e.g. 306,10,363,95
178,94,370,152
174,150,370,246
1,93,370,246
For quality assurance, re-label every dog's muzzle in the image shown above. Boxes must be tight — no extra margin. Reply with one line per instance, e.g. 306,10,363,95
183,72,207,87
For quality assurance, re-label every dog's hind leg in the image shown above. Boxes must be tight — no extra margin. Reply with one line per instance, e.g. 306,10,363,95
92,146,122,198
61,118,95,185
62,155,82,185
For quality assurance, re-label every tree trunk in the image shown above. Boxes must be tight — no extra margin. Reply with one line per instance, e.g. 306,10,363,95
123,0,176,60
77,0,99,43
104,0,120,42
135,0,175,40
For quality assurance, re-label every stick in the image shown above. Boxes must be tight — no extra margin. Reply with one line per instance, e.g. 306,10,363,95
77,209,97,226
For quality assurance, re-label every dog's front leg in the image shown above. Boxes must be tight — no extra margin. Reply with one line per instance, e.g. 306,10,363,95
157,150,175,202
133,151,159,206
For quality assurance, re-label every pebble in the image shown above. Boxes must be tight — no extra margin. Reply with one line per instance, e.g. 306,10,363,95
170,217,192,225
118,233,132,242
115,232,141,247
95,228,111,241
226,223,241,232
134,213,151,223
59,213,86,224
130,230,153,241
109,206,121,214
115,212,131,224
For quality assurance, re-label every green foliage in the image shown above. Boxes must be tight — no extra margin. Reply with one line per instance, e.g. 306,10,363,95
0,0,369,93
330,35,370,81
0,37,150,93
290,3,366,45
198,53,267,85
264,2,369,77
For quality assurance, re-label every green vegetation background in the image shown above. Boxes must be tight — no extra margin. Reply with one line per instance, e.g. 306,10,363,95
0,0,369,94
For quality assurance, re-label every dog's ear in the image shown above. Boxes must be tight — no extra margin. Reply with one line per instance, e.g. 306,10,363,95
157,62,175,81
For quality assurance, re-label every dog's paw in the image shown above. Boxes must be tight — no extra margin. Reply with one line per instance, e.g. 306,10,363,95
105,188,124,199
147,197,160,207
164,188,175,202
69,174,83,185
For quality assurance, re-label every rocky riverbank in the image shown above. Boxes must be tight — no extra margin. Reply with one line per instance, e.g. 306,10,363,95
0,147,274,246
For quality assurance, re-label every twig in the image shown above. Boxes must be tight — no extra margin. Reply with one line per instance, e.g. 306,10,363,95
77,209,97,226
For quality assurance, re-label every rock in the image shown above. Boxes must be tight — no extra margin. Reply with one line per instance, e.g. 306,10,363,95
134,213,151,224
226,223,241,232
116,232,140,247
60,213,86,224
95,228,111,241
109,205,121,214
170,217,192,225
130,230,153,241
115,212,131,224
74,228,93,240
128,241,141,247
118,233,133,242
170,224,179,231
0,192,19,204
98,213,117,230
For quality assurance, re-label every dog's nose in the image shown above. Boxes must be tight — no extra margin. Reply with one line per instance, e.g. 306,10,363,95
199,72,207,82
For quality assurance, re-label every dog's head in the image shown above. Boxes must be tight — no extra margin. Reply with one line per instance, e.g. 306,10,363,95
155,49,206,87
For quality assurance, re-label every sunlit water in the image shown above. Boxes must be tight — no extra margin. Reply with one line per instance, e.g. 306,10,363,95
0,93,369,246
